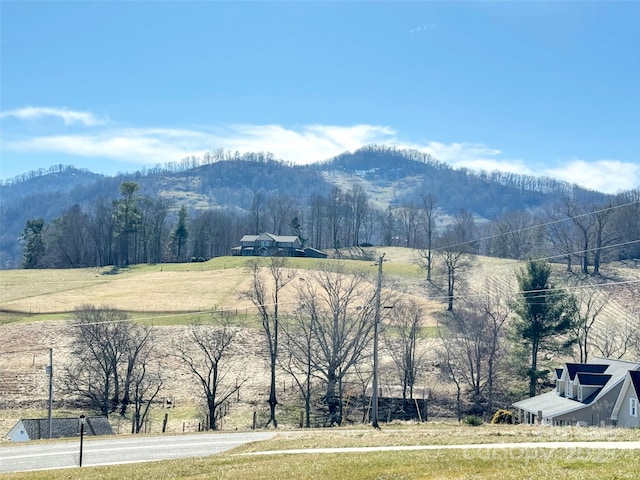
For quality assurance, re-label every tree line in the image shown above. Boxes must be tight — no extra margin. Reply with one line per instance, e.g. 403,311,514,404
19,178,640,275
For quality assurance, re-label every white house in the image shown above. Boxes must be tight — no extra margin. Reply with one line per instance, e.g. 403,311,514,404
513,357,640,427
611,370,640,428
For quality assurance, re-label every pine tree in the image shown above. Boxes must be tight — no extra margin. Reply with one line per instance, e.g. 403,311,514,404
170,206,189,261
21,219,46,268
513,259,577,397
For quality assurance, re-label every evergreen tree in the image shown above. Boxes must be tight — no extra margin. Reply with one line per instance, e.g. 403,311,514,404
21,219,46,268
512,259,577,397
170,206,189,261
114,182,141,266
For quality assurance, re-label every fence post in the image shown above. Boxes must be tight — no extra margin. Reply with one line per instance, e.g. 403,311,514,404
162,413,168,433
252,411,257,430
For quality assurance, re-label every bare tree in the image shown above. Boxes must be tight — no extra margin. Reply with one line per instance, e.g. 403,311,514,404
280,295,318,428
397,203,421,248
566,199,593,275
439,309,490,414
437,328,464,421
297,262,377,425
434,227,473,312
489,210,537,260
267,194,297,235
417,193,438,282
130,350,163,433
591,202,618,276
382,299,424,401
545,204,579,272
591,317,639,360
250,191,267,234
176,315,247,430
245,257,295,427
347,184,369,247
62,305,159,417
465,280,511,414
570,284,609,363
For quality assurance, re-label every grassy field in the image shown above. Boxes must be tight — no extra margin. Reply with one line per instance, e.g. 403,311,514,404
1,251,639,478
2,424,640,479
0,251,436,330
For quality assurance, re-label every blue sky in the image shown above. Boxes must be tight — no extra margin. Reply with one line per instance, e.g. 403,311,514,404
1,1,638,193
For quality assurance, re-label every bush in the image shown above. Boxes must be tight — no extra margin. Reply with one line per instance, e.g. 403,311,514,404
464,415,483,426
491,409,514,424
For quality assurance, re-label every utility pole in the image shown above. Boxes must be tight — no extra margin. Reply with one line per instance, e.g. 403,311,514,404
79,415,85,467
47,348,53,439
371,253,385,429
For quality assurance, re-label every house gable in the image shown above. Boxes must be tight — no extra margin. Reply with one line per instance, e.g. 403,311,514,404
575,373,612,402
611,370,640,427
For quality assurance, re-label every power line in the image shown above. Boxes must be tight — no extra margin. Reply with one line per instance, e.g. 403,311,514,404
431,199,640,254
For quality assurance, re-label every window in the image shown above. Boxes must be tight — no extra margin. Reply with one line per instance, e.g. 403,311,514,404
630,397,638,417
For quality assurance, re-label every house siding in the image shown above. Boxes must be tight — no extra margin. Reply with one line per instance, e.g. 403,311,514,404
615,386,640,428
232,233,325,258
554,384,622,426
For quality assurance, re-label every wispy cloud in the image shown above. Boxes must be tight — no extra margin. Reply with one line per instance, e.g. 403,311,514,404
544,159,640,194
408,141,535,176
3,124,398,167
2,106,637,194
409,142,639,193
409,24,437,34
0,106,106,126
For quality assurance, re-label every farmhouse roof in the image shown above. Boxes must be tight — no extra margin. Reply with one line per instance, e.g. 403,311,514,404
240,233,300,243
9,416,113,441
576,373,612,387
630,370,640,399
565,363,609,380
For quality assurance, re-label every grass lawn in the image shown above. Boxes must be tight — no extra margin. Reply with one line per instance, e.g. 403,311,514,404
3,425,640,480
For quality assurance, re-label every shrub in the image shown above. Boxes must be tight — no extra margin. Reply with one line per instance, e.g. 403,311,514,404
491,409,514,424
464,415,483,426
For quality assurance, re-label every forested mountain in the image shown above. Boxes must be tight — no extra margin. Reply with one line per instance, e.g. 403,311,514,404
1,145,637,269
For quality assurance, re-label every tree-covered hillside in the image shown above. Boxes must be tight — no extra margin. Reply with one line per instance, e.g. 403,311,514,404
1,145,637,269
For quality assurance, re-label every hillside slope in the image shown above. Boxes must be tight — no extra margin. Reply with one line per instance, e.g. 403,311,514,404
0,146,615,269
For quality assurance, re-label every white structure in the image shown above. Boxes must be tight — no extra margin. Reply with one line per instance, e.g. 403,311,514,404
513,358,640,427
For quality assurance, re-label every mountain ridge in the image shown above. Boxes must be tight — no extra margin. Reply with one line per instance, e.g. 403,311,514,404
0,145,625,269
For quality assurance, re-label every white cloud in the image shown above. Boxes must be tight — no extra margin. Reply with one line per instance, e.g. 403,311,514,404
407,141,534,175
543,159,640,194
0,106,105,126
4,124,400,167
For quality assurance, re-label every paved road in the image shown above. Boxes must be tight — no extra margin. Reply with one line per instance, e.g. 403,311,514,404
0,431,275,473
